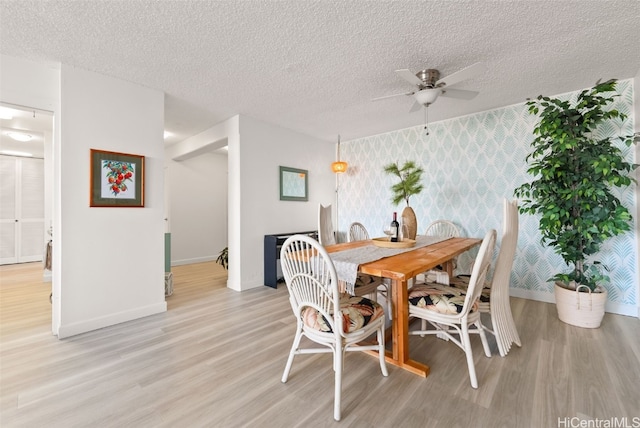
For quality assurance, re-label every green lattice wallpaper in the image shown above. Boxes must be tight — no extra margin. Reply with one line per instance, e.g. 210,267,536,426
338,79,637,315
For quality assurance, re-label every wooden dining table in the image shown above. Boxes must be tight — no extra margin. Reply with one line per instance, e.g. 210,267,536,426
324,236,482,377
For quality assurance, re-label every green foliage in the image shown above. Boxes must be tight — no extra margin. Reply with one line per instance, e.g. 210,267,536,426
216,246,228,270
383,161,424,206
514,79,638,291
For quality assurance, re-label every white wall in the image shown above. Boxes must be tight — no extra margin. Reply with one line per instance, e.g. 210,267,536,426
234,115,334,290
0,55,59,111
1,56,168,337
56,65,166,338
167,114,334,291
167,151,228,265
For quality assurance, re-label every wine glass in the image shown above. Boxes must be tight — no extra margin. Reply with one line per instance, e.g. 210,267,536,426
382,223,393,240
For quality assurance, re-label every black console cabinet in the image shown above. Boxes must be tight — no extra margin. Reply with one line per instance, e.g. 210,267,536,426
264,230,318,288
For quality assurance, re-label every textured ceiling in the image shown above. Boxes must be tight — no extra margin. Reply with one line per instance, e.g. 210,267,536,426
1,0,639,146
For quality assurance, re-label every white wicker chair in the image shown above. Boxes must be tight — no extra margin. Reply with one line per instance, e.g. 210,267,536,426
347,221,391,312
408,229,497,388
420,219,461,282
318,206,383,300
318,203,336,246
280,234,388,421
446,199,522,357
425,219,460,238
348,222,370,242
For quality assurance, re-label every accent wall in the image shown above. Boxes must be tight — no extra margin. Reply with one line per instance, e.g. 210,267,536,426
339,79,638,317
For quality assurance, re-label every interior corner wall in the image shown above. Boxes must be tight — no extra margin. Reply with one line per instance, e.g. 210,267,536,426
164,115,333,292
167,151,228,265
232,115,334,291
57,65,166,338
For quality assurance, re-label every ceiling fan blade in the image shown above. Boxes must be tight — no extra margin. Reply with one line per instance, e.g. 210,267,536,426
440,88,479,100
395,69,423,86
371,91,415,102
409,100,421,113
436,62,485,87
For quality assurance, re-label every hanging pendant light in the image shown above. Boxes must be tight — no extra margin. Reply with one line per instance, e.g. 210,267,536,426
331,134,348,173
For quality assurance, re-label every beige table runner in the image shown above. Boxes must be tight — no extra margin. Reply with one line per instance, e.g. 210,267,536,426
328,236,451,294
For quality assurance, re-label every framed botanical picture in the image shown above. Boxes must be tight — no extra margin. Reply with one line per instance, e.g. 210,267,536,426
279,166,308,201
90,149,145,207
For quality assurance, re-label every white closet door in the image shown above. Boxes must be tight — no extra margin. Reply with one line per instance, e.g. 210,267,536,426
0,156,44,265
0,157,18,264
19,157,44,262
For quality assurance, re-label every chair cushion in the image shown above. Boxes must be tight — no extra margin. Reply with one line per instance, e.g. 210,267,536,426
301,295,384,333
356,273,383,286
339,274,384,295
408,283,477,315
355,273,384,290
448,275,491,303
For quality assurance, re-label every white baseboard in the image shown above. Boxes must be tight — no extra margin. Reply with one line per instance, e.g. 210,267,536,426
171,256,216,266
605,302,640,318
510,288,639,318
241,279,268,291
510,288,555,304
56,302,167,339
42,269,52,282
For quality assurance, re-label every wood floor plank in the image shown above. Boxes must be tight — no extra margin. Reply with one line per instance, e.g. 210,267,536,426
1,261,639,427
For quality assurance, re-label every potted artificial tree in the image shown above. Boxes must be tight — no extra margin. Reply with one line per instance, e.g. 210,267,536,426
514,79,637,328
384,161,424,239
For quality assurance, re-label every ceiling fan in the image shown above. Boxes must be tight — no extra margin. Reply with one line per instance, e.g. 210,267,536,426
372,62,485,112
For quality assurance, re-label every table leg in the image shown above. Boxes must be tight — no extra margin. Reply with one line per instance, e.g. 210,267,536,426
443,260,454,277
384,277,430,377
364,276,430,376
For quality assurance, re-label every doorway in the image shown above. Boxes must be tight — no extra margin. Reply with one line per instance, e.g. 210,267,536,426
0,103,54,333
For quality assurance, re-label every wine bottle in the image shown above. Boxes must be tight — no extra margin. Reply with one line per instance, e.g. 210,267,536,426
390,212,399,242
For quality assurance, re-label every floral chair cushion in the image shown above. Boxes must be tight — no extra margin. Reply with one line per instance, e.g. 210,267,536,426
301,295,384,333
338,273,384,295
448,275,491,303
355,273,384,288
408,283,478,315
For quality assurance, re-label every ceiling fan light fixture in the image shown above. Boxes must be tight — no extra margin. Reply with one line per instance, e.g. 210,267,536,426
5,131,33,142
0,107,15,120
414,88,441,106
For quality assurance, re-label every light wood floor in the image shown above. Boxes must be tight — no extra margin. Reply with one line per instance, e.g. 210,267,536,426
1,262,639,427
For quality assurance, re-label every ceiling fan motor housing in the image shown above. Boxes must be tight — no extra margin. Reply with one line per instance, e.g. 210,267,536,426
416,69,440,88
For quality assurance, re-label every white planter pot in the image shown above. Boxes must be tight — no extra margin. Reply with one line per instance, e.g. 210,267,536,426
554,282,607,329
